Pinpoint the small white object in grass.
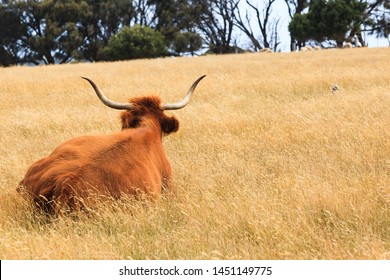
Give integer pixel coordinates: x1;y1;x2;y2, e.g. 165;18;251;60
331;84;340;94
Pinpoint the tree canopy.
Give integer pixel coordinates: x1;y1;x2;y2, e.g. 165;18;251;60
0;0;389;66
289;0;367;47
103;25;166;60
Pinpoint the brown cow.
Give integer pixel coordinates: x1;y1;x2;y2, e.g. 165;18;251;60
18;75;206;214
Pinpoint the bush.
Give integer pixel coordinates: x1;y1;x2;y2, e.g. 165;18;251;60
173;32;203;56
104;25;166;60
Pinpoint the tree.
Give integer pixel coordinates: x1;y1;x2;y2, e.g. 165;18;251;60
284;0;309;50
150;0;202;55
233;0;282;51
364;0;390;45
103;25;166;60
288;12;312;45
172;31;203;55
289;0;367;47
1;0;138;65
0;4;25;66
8;0;88;65
78;0;135;61
132;0;156;26
193;0;239;54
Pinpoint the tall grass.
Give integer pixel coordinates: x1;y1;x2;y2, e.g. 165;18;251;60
0;48;389;259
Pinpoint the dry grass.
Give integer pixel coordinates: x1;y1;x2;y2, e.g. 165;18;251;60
0;48;389;259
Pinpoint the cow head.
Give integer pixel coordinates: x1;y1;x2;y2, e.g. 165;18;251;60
82;75;206;135
119;96;179;135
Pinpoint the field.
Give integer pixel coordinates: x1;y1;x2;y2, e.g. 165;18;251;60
0;48;389;259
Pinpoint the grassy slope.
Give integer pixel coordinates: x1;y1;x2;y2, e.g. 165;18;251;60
0;48;389;259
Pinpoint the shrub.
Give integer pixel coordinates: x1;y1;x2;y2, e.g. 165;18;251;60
104;25;166;60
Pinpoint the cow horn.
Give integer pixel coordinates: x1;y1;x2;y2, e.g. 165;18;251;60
161;75;206;110
82;77;135;110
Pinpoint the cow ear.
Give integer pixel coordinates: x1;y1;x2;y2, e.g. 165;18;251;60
161;116;179;135
121;111;140;129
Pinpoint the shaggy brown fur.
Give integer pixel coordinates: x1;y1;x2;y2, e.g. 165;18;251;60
18;96;179;214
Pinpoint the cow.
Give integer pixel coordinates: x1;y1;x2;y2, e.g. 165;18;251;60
17;75;206;214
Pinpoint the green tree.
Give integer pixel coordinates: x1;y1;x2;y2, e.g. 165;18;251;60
284;0;310;51
103;25;166;60
3;0;135;64
0;4;25;66
150;0;202;54
288;12;312;44
78;0;135;61
289;0;367;47
10;0;87;65
172;31;203;55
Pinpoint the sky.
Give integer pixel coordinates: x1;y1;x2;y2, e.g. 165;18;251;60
238;0;389;52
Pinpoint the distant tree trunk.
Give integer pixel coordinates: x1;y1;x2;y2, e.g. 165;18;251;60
233;0;281;51
233;1;261;51
284;0;309;51
193;0;239;54
132;0;156;27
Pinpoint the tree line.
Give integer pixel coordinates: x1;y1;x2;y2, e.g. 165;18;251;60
0;0;389;66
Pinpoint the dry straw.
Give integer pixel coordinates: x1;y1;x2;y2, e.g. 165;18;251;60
0;48;389;259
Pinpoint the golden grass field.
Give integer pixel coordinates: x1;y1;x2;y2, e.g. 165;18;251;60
0;47;389;259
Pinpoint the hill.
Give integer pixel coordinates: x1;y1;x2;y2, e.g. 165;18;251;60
0;48;389;259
